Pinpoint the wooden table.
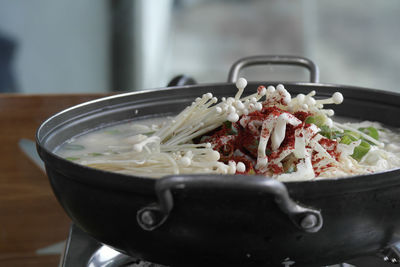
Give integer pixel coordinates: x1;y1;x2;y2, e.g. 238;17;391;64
0;94;107;267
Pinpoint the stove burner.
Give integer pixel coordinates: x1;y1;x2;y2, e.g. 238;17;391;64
88;245;167;267
60;224;400;267
88;245;141;267
60;224;167;267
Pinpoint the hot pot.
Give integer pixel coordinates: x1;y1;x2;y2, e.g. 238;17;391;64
36;56;400;266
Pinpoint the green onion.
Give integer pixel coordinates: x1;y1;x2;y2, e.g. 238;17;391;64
351;141;371;161
305;116;315;124
320;125;343;140
358;127;379;140
339;129;374;161
340;135;353;145
64;144;85;150
305;114;326;127
343;130;361;140
319;125;331;138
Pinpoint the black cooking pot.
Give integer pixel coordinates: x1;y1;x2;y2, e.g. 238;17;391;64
36;56;400;266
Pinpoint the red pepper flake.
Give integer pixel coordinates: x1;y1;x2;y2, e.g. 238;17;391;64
237;130;259;158
202;123;231;141
257;85;266;95
269;151;280;160
329;150;341;161
203;122;240;163
268;163;284;174
313;152;338;176
241;107;288;127
262;106;285;117
200;105;333;177
319;137;336;147
280;124;296;148
317;163;335;175
261;127;270;138
209;136;236;163
293;111;311;122
312;155;323;166
318;137;341;160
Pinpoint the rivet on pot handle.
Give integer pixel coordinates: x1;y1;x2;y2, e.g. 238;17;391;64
227;55;320;84
137;175;323;233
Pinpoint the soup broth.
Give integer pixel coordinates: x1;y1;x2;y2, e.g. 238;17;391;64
56;79;400;181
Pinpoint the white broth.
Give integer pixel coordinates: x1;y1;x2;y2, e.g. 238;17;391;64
56;79;400;180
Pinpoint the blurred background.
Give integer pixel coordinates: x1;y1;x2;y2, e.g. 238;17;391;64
0;0;399;94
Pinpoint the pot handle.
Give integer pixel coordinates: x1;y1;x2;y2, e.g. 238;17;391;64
137;175;323;233
167;74;197;87
227;55;320;83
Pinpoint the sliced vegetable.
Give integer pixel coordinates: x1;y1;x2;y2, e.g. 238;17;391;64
343;130;361;140
305;116;315;124
247;168;256;175
340;130;359;144
320;125;343;140
351;141;371;161
340;135;353;145
339;130;372;161
358;127;379;140
305;114;326;127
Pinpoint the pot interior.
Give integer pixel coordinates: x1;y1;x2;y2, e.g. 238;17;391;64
36;82;400;192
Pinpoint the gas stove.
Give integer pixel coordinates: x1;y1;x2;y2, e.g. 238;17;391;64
60;224;165;267
60;224;400;267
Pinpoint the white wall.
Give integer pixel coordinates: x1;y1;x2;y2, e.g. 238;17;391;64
0;0;110;93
